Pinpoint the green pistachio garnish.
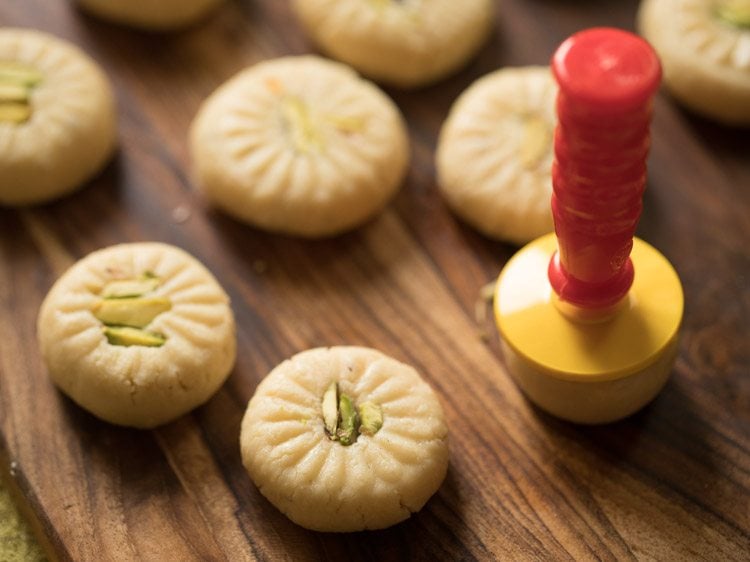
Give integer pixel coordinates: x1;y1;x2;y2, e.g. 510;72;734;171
519;114;551;170
321;383;382;445
101;275;160;299
358;402;383;436
336;393;359;446
0;83;29;103
717;0;750;27
95;272;171;347
0;62;43;87
0;61;42;124
93;297;172;329
366;0;404;10
325;114;366;135
281;96;322;152
0;103;30;124
103;326;166;347
322;381;339;437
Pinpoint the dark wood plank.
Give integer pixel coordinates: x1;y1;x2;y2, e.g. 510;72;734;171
1;0;749;560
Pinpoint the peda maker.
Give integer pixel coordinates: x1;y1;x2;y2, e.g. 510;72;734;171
494;28;684;424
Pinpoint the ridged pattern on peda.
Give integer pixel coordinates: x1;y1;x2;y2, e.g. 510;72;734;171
292;0;494;88
37;243;236;429
638;0;750;124
436;66;556;245
240;347;449;532
0;29;116;206
76;0;223;30
190;56;409;237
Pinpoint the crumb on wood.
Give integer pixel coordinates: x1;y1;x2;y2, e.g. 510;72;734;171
171;205;191;224
479;281;496;302
475;281;496;341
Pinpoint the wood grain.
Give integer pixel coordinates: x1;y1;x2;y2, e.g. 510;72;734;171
1;0;749;560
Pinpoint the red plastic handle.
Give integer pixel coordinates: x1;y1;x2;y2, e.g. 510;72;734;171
548;28;661;310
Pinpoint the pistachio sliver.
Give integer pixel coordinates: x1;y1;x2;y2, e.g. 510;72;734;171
325;114;366;134
366;0;392;10
281;95;322;152
0;83;29;103
717;0;750;27
93;297;171;328
101;277;161;299
336;394;359;446
519;114;551;169
0;103;31;124
358;402;383;436
104;326;166;347
0;62;43;87
322;381;339;437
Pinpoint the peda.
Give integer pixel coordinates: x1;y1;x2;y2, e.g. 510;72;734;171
37;243;236;429
291;0;494;88
76;0;223;31
0;28;116;206
190;56;409;237
638;0;750;125
436;66;557;245
240;346;450;532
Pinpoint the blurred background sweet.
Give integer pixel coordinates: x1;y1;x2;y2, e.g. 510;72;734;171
638;0;750;125
0;28;116;206
75;0;224;30
290;0;494;88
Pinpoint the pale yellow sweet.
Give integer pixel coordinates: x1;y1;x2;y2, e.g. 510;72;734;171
76;0;223;30
37;243;236;429
0;28;116;206
638;0;750;125
292;0;494;88
437;66;556;244
190;56;409;237
240;346;449;532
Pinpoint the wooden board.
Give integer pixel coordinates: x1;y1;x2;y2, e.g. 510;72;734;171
1;0;749;560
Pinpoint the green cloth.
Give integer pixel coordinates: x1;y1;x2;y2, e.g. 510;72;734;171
0;476;46;562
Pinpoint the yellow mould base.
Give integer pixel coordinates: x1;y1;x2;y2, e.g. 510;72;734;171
494;233;683;424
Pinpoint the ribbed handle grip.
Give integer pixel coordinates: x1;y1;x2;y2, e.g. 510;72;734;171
548;28;661;310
